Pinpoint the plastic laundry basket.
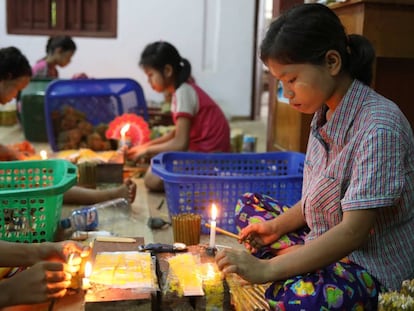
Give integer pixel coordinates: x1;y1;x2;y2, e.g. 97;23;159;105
152;151;305;233
44;78;148;151
0;159;78;242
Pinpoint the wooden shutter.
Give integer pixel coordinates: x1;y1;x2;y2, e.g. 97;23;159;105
7;0;117;38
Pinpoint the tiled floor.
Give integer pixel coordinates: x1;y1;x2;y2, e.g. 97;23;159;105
0;116;267;249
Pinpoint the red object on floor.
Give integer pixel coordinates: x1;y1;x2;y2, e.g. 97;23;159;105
105;113;150;146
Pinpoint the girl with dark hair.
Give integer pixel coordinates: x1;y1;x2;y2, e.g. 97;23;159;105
0;49;89;304
0;46;136;204
0;46;32;160
127;41;230;191
32;36;80;78
215;4;414;309
0;46;31;105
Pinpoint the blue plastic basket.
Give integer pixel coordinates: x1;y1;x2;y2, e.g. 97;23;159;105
152;151;305;234
44;78;148;151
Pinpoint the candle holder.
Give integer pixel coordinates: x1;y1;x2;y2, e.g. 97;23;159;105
206;246;217;257
118;137;132;150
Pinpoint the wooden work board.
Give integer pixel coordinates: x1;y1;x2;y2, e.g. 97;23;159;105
3;237;156;311
84;237;156;310
155;244;232;311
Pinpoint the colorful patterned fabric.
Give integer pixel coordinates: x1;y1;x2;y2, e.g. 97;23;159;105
304;79;414;290
235;192;383;310
235;192;309;258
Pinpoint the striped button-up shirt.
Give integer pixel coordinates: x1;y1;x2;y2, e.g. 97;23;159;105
302;79;414;290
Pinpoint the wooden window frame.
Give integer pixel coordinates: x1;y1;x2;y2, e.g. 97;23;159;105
6;0;117;38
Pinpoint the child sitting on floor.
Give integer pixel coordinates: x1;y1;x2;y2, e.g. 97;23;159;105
127;41;230;192
0;141;137;205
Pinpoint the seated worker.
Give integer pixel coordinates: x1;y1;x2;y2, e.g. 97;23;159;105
127;41;230;192
0;240;89;308
32;35;87;79
215;4;414;310
0;46;136;205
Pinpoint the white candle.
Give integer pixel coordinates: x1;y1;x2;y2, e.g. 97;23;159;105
82;261;92;290
119;123;131;148
40;150;48;160
209;203;218;248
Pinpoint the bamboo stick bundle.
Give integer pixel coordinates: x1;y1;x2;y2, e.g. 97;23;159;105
188;214;196;245
172;215;179;243
226;274;270;311
172;213;202;245
239;286;264;310
190;214;201;245
249;286;270;310
178;216;184;243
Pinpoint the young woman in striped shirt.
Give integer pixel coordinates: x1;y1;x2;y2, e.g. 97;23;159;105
216;4;414;310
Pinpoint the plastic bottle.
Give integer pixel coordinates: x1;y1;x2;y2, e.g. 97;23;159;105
60;198;130;231
242;135;257;153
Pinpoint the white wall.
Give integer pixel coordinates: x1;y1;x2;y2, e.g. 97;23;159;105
0;0;256;118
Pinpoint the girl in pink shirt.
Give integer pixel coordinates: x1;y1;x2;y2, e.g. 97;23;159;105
32;36;77;78
127;41;230;191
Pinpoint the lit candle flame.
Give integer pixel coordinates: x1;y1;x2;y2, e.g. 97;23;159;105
84;261;92;278
209;203;218;248
120;123;131;138
40;150;48;160
206;263;216;279
211;203;217;221
67;253;75;265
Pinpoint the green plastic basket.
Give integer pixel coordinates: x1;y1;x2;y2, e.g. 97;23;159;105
0;159;78;242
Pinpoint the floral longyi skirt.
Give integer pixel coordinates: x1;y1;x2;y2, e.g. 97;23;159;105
235;193;383;311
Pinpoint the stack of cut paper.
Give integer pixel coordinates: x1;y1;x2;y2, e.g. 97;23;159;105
90;251;155;291
168;253;204;296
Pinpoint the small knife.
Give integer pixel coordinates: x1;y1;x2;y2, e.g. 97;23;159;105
138;243;187;253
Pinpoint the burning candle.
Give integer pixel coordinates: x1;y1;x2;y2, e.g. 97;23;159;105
67;253;81;289
209;203;218;248
82;261;92;290
40;150;48;160
119;123;131;148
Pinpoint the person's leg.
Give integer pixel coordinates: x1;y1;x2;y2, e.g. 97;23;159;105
63;178;137;205
143;166;164;192
265;260;383;310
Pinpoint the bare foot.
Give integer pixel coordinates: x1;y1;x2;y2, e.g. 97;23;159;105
124;178;137;203
64;180;137;205
104;178;137;204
